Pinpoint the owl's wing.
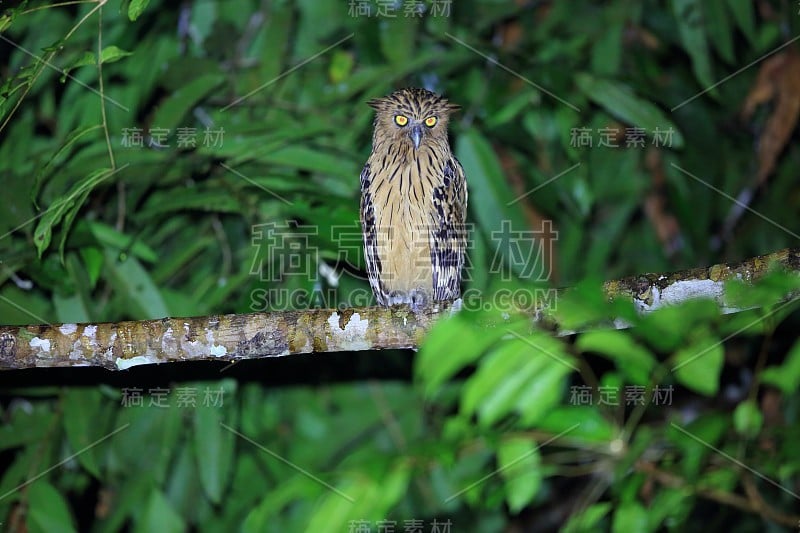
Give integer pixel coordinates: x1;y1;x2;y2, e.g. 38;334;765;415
359;163;387;305
430;157;468;301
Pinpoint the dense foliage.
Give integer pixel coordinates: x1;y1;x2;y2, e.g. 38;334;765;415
0;0;799;531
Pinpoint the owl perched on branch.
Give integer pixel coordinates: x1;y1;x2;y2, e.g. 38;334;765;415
359;88;468;310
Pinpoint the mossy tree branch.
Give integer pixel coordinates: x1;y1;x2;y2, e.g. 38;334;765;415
1;248;798;371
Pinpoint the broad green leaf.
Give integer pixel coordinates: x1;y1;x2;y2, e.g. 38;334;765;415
697;467;737;492
647;488;692;530
54;292;90;323
515;358;573;426
137;187;243;218
28;481;78;533
575;73;684;148
591;21;623;75
486;90;538;128
33;167;117;257
108;404;181;484
667;414;727;480
128;0;151;21
497;437;541;513
79;246;104;288
551;278;615;331
194;401;235;504
328;50;354;84
32;125;103;203
733;400;763;439
87;221;158;263
244;477;317;532
456;129;540;280
57;252;96;322
672;333;723;396
612;501;648;533
103;248;170;319
306;464;409;531
0;405;55;451
417;312;510;393
725;270;800;310
563;502;612;533
255;146;359;182
151;73;225;131
725;0;756;45
62;46;133;77
136;490;185;533
461;334;572;426
636;299;720;352
672;0;716;97
99;45;133;64
576;330;655;385
703;0;734;63
62;388;105;476
761;338;800;394
538;406;617;443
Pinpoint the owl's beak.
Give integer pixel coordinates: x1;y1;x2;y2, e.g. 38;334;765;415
410;124;423;150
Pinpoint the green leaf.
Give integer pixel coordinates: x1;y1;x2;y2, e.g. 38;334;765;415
306;464;409;530
33;167;117;258
103;247;170;319
32;125;103;203
667;414;727;480
87;221;158;263
672;333;724;396
591;21;623;75
576;330;655;385
563;502;612;533
703;0;734;63
733;400;763;439
672;0;716;97
0;405;55;453
636;299;720;352
761;338;800;394
79;246;104;288
725;0;756;45
328;50;354;84
254;146;359;182
417;312;510;393
62;389;105;477
575;73;684;148
194;402;235;504
61;47;133;79
612;500;649;533
461;334;572;426
28;481;78;533
456;129;542;280
538;406;617;443
515;357;573;426
497;437;541;513
137;187;243;218
54;293;90;323
136;490;185;533
151;73;225;131
647;487;692;530
128;0;151;21
100;45;134;64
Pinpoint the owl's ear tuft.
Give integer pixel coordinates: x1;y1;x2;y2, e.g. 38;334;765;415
367;97;386;110
446;102;461;112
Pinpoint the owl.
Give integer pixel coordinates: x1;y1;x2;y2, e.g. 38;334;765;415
359;87;467;310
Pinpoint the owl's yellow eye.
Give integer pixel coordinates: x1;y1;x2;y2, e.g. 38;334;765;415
394;115;408;126
424;116;437;127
